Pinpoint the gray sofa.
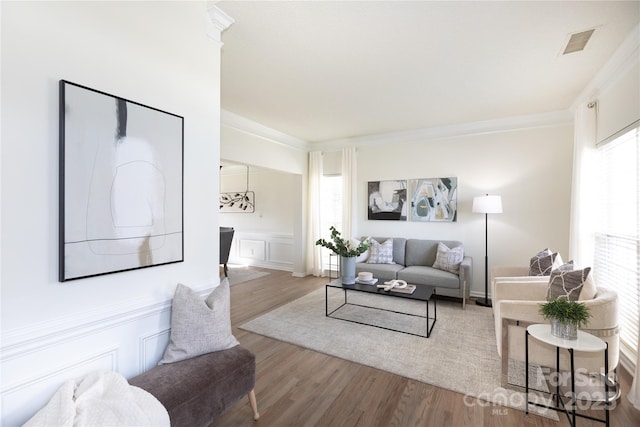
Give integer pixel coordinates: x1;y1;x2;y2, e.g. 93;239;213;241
355;237;472;308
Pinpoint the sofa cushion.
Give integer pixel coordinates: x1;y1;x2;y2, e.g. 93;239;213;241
545;267;592;301
367;238;395;264
398;266;460;289
579;273;597;301
367;237;406;265
405;239;462;267
356;262;404;281
529;249;559;276
159;279;239;365
351;237;370;263
432;242;464;274
405;239;437;266
557;260;575;271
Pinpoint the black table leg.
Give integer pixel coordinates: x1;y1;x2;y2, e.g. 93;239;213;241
526;330;529;414
570;348;576;426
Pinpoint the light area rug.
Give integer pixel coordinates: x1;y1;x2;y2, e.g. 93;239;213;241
240;287;557;418
226;267;271;286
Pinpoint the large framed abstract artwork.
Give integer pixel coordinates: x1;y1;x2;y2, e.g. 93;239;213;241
409;177;457;222
367;180;407;221
59;80;184;281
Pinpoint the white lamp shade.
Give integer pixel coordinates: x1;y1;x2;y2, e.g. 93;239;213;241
472;195;503;214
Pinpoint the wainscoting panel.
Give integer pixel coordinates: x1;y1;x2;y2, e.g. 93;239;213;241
0;292;189;427
238;238;266;261
1;347;118;427
267;239;293;266
230;232;293;271
139;329;171;372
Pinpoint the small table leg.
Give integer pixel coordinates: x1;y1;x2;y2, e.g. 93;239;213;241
425;295;429;338
570;348;576;426
604;344;610;427
325;285;328;317
556;346;561;408
525;329;529;414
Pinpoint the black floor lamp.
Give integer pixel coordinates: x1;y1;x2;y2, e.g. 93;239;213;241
472;194;503;307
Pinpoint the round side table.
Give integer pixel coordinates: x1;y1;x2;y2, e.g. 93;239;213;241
525;324;610;426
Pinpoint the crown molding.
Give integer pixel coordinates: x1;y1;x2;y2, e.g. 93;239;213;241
206;5;235;46
572;23;640;109
221;109;311;151
313;110;573;151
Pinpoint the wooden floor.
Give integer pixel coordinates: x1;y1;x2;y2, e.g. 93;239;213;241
212;268;640;427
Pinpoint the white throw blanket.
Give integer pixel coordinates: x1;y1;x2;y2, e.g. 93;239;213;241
23;371;170;427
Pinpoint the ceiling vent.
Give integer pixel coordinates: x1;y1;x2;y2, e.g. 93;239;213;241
562;29;595;55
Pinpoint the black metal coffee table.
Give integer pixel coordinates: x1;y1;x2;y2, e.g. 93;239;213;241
325;279;436;338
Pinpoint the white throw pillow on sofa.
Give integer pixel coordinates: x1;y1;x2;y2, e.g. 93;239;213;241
351;237;371;263
432;242;464;274
545;267;592;301
579;273;597;300
529;248;562;276
366;239;395;264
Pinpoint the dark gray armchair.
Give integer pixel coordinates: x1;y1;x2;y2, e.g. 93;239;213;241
220;227;235;277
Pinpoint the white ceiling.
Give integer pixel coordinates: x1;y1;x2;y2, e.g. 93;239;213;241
218;1;639;143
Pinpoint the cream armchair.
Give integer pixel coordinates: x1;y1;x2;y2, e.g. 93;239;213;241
490;265;547;315
492;270;619;388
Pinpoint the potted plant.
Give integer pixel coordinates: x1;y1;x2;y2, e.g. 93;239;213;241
539;297;591;340
315;226;370;284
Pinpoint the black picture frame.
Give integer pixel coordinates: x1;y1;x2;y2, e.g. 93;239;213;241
59;80;184;281
409;177;458;222
367;180;407;221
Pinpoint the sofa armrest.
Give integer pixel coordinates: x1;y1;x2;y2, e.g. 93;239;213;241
494;299;547;357
459;256;472;284
491;265;530;282
458;256;472;309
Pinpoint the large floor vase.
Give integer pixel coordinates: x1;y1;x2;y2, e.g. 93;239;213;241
341;256;356;285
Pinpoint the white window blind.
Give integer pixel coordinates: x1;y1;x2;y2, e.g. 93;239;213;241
594;126;639;362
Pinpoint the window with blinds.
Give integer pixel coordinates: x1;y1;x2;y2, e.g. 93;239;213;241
594;125;639;362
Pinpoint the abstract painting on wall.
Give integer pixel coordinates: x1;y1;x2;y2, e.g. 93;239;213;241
409;177;458;222
220;191;255;212
367;180;407;221
59;80;184;281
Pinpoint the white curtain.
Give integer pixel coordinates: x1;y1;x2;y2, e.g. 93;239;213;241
306;151;323;277
568;101;597;268
341;147;357;239
571;102;640;409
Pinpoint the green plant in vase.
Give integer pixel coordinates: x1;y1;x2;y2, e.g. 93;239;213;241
315;226;369;284
539;297;591;340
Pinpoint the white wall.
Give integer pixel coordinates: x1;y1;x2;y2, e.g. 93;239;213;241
597;61;639;142
1;2;222;425
220;167;297;271
221;125;307;175
356;124;575;297
221;124;307;275
220;167;296;233
594;23;640;143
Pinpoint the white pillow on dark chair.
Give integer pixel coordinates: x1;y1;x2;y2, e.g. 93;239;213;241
159;279;239;365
